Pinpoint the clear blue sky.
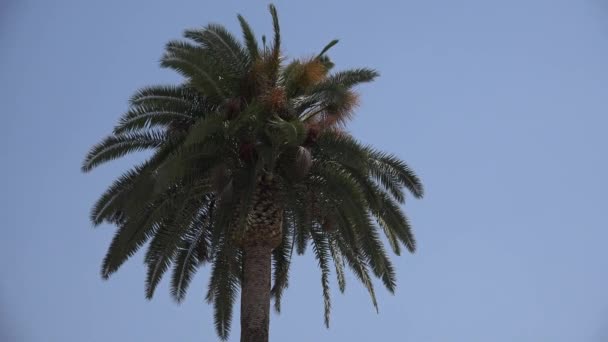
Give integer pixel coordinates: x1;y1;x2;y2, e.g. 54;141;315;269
2;0;608;341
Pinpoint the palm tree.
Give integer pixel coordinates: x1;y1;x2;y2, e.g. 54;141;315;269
82;4;423;342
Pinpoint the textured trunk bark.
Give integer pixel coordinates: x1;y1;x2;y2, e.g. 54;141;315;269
240;245;272;342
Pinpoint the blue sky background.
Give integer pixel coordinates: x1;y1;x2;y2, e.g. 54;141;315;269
2;0;608;341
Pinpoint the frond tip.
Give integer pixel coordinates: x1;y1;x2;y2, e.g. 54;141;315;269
269;4;281;55
317;39;339;58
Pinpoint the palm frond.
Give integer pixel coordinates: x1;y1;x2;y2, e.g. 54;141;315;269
268;4;281;59
288;191;312;255
89;163;147;225
206;238;240;340
115;85;210;134
333;231;379;312
310;227;332;327
328;236;346;292
160;41;227;101
270;213;293;313
170;197;214;302
368;149;424;198
144;194;204;299
323;68;379;89
315;130;368;171
237;14;259;61
373;191;417;253
184;24;248;70
368;161;405;203
115;106;192;134
100;186;184;278
82;131;166;172
355;215;397;293
182;114;225;146
312;162;369;225
129;85;190;106
317;39;339;58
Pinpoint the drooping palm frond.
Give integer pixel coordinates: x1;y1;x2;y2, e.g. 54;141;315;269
100;186;182;279
310;225;332;327
332;228;379;312
270;212;294;313
82;130;167;172
170;200;214;302
89;163;148;226
114;85;208;134
205;236;241;341
328;236;346;292
144;191;206;299
367;148;424;198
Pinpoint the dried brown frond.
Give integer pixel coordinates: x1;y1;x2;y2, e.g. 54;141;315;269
321;90;360;127
262;86;287;113
250;58;271;94
299;58;327;88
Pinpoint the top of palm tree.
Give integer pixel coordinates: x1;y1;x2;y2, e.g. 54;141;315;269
82;4;423;340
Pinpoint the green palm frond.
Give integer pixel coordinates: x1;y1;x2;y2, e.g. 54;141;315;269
368;148;424;198
129;85;190;106
82;131;166;172
144;193;203;299
322;68;379;89
237;14;259;61
90;145;176;225
310;226;332;327
368;161;405;203
270;213;293;313
89;163;147;226
315;131;368;171
170;202;213;302
182;114;226;146
287;192;311;255
268;4;280;57
100;187;181;278
317;39;339;58
373;191;417;252
333;231;379;312
328;236;346;292
160;41;227;101
355;215;397;293
114;85;206;134
184;24;248;71
115;106;192;134
229;167;260;242
102;175;189;269
206;238;240;340
312;162;369;224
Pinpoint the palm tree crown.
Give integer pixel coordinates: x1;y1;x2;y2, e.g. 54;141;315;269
83;4;423;340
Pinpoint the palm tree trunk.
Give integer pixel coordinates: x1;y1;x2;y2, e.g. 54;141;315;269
240;245;272;342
